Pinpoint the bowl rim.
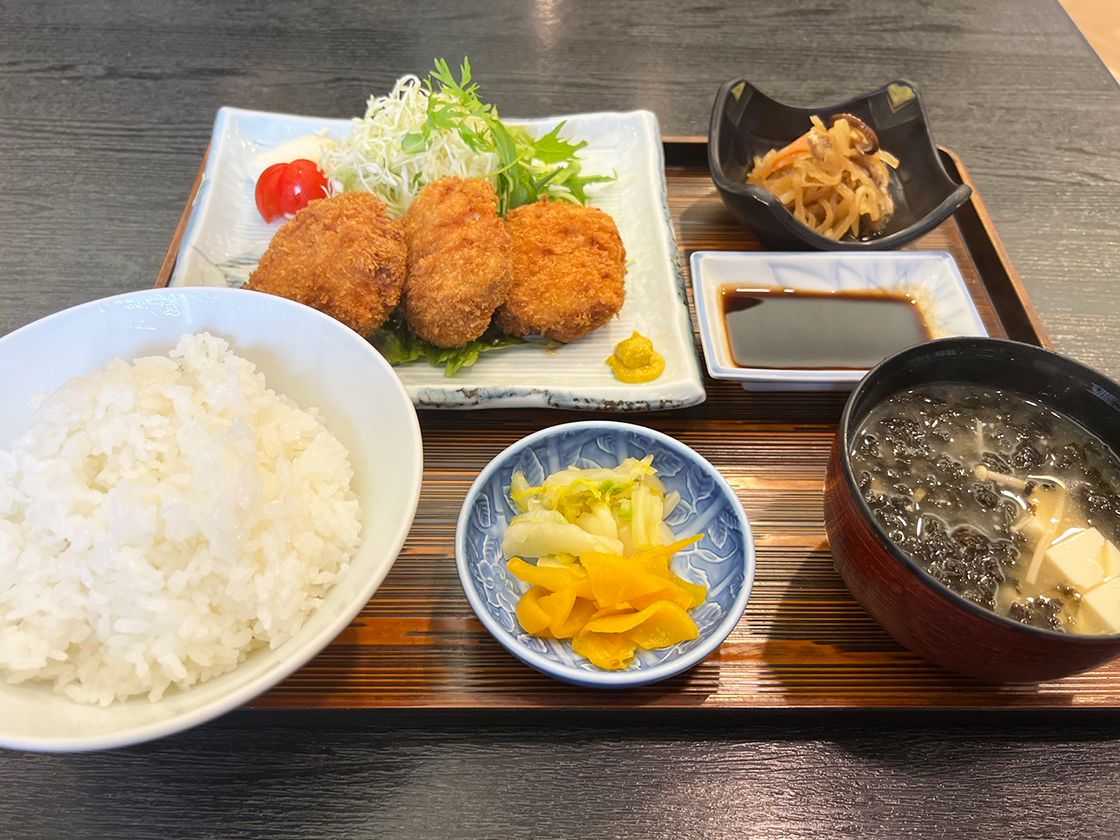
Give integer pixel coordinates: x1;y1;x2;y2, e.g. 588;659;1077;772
0;286;425;752
838;334;1120;644
688;249;987;385
454;420;756;688
707;77;973;250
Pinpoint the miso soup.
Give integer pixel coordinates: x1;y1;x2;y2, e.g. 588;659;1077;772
850;383;1120;635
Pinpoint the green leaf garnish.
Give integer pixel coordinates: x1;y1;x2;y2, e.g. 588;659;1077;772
527;123;588;164
413;56;612;213
369;313;531;377
338;58;614;376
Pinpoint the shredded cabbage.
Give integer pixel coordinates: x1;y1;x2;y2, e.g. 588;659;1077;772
323;58;612;219
323;74;497;218
321;58;614;377
507;456;677;556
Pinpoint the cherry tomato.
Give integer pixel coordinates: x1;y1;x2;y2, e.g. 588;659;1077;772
254;159;330;222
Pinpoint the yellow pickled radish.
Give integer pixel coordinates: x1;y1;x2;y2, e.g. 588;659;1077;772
589;604;635;621
626;580;695;611
670;578;708;610
632;534;704;576
509;556;595;600
583;604;662;635
551;597;599;639
580;551;669;608
572;630;638;670
508;557;575;590
582;599;698;643
510;531;708;670
624;601;700;649
538;586;576;630
516;586;554;636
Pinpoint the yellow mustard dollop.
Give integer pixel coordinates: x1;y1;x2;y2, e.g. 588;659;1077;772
605;332;665;383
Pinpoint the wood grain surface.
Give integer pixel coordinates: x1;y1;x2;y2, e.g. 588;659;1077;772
3;0;1120;836
7;715;1120;840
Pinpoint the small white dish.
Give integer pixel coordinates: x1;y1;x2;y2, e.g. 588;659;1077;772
170;106;705;411
0;287;423;752
689;251;988;390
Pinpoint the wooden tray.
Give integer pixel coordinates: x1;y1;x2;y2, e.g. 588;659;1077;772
159;141;1120;710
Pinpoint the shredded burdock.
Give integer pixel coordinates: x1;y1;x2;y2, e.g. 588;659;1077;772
747;114;899;240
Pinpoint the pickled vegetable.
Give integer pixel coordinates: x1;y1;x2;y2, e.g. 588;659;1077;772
516;586;554;636
507;535;706;670
504;455;681;556
504;456;706;670
572;630;638;670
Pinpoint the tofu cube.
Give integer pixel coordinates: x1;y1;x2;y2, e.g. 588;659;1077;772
1079;578;1120;635
1100;539;1120;579
1030;527;1106;589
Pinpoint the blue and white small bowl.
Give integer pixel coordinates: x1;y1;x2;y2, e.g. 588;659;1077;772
455;421;755;688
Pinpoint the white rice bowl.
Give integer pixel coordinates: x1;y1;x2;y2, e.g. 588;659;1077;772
0;288;422;751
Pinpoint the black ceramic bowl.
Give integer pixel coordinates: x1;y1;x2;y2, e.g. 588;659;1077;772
709;79;973;251
824;337;1120;683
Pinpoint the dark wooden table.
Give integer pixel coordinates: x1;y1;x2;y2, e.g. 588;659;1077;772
4;0;1120;837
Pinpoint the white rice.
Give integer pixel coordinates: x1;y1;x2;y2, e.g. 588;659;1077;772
0;333;361;706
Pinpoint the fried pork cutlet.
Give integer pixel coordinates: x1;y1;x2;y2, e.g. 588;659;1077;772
402;178;512;348
496;198;627;343
246;191;406;337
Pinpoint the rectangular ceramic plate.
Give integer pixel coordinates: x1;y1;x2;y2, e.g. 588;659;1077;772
690;250;988;390
170;107;705;411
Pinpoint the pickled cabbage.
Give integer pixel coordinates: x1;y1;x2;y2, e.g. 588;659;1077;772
507;456;680;556
502;454;705;670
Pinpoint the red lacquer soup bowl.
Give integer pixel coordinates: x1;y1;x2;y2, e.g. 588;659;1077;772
824;337;1120;683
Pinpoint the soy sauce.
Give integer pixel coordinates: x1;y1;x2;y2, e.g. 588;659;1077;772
720;286;932;370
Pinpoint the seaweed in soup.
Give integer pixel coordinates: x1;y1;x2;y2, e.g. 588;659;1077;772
851;383;1120;634
1007;595;1065;632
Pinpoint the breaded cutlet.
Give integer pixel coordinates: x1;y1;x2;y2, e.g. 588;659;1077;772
496;198;626;343
246;191;407;337
402;178;512;348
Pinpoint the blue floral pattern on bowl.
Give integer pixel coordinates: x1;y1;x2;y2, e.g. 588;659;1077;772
455;421;755;688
